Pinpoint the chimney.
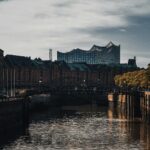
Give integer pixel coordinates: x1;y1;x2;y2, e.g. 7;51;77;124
49;49;52;61
134;56;136;61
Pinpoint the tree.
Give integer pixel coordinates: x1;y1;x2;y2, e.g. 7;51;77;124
114;64;150;89
145;64;150;88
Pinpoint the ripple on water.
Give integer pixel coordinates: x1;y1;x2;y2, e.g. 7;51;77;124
2;110;150;150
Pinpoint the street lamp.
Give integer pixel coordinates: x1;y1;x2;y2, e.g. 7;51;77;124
81;79;86;88
39;80;42;84
38;79;42;93
93;87;97;92
74;86;78;91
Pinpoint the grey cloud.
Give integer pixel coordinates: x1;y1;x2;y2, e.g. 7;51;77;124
0;0;150;67
127;15;150;26
73;26;123;35
34;13;50;19
0;0;8;2
53;0;77;8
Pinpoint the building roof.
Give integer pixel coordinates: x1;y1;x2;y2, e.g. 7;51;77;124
0;58;7;68
0;49;4;53
53;61;91;72
53;60;137;72
67;63;91;72
90;45;105;51
5;55;35;68
106;41;117;48
32;59;52;69
57;42;120;54
52;61;70;71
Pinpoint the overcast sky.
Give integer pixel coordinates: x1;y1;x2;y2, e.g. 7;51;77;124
0;0;149;67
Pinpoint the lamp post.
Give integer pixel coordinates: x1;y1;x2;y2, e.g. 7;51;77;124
83;79;86;86
74;86;78;96
93;87;97;93
39;79;42;93
81;79;86;89
74;86;78;91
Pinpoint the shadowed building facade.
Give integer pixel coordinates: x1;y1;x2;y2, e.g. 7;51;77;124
0;48;138;97
57;42;120;64
0;49;7;91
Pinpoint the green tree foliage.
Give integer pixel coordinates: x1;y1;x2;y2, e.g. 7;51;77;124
115;65;150;89
146;64;150;81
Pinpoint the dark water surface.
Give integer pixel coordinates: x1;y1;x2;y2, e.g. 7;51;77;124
1;105;150;150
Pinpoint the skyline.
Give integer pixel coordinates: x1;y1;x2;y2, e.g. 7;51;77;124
0;0;150;68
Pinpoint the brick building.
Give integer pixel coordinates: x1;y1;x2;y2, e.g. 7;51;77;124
0;49;138;96
51;60;138;89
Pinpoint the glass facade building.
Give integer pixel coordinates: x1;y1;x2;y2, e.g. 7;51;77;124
57;42;120;64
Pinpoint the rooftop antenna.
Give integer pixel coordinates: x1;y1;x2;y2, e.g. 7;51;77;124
49;49;52;61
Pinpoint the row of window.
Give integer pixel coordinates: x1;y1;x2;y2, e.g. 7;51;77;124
58;52;120;64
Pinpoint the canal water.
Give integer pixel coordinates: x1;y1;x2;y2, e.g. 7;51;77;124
1;105;150;150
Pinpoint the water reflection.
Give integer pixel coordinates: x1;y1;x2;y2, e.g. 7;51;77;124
108;103;150;150
1;105;150;150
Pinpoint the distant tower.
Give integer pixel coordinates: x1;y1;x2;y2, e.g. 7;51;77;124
49;49;52;61
134;56;136;61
